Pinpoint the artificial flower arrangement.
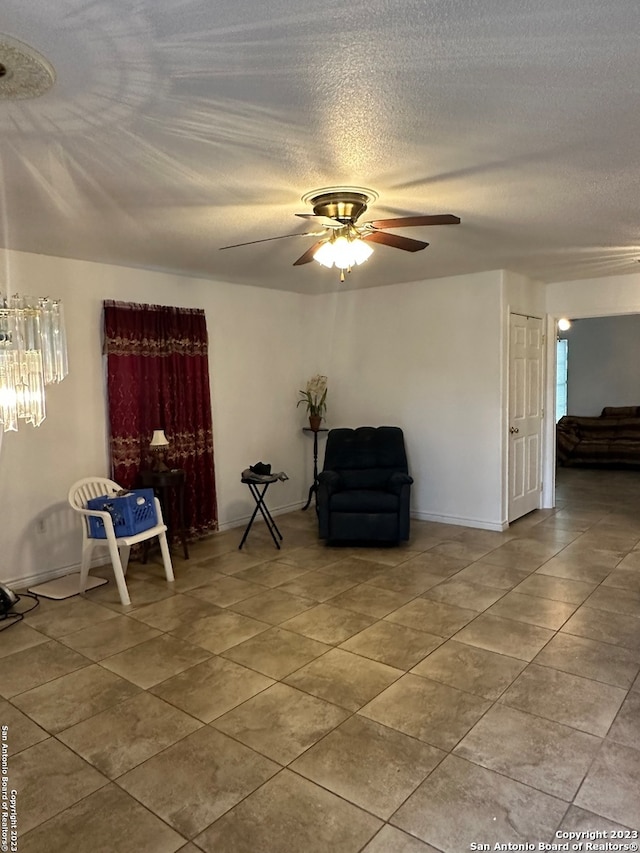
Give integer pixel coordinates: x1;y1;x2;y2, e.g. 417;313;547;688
297;374;328;420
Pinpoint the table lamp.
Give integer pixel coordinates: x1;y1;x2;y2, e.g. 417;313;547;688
149;429;170;472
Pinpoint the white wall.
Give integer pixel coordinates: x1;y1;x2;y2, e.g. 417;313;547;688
0;249;320;587
316;270;506;529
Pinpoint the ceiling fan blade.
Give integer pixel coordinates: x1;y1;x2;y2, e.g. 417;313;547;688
295;213;343;228
367;214;461;229
362;231;429;252
293;241;325;266
219;231;321;250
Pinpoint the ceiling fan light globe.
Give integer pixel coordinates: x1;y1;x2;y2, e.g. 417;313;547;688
350;239;373;265
313;241;336;268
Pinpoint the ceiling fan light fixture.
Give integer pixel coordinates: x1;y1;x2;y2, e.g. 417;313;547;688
313;235;373;271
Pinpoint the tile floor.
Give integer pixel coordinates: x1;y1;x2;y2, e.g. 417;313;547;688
2;467;640;852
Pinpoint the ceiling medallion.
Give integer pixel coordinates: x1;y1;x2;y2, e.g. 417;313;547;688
301;186;379;223
0;35;55;100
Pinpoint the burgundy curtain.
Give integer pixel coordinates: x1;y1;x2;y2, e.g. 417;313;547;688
103;300;217;537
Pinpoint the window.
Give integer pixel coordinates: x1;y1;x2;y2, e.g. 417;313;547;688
556;338;568;421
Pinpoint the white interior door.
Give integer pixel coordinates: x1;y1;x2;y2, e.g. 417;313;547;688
508;313;544;522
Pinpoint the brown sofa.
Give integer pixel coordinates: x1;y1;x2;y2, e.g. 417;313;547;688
556;406;640;468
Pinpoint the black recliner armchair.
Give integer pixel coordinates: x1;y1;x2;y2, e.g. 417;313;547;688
317;426;413;544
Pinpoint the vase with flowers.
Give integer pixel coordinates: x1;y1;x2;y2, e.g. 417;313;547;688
297;374;327;431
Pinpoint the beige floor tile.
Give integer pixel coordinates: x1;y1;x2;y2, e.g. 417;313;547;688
360;673;491;750
361;826;441;853
150;564;226;593
535;557;612;584
561;605;640;651
453;613;554;660
10;738;107;834
185;574;266;606
58;614;161;660
424;539;496;563
0;641;89;699
19;783;185;853
228;587;316;623
606;691;640;750
220;626;330;679
233;559;312;587
411;640;526;700
128;594;222;631
365;561;449;594
151;655;273;722
194;770;382;853
533;632;640;689
24;596;119;638
277;569;360;601
319;556;390;582
340;621;443;670
58;692;202;778
479;537;564;571
211;682;349;764
422;577;505;611
557;805;637;837
99;633;211;688
276;546;343;570
284;648;403;711
118;726;279;837
384;598;476;637
11;663;140;733
453;561;531;590
83;576;176;612
395;551;472;579
486;591;577;630
0;700;48;755
327;583;415;618
391;754;567;852
575;741;640;828
511;573;597;604
170;609;269;654
583;585;640;617
601;567;640;593
291;715;443;819
197;550;272;575
499;663;626;736
0;622;48;659
454;704;602;800
280;603;374;644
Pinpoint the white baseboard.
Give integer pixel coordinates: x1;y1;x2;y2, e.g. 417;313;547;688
6;555;109;592
411;509;509;533
217;499;306;533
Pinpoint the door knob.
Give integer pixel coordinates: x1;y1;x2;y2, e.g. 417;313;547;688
510;426;519;434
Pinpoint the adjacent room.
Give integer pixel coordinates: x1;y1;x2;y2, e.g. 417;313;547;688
1;2;639;851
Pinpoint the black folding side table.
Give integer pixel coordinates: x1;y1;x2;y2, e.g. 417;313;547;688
239;472;284;550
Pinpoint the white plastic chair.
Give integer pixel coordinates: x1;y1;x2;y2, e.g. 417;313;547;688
68;477;175;606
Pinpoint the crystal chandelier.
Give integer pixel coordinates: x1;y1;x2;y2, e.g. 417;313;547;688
0;294;68;432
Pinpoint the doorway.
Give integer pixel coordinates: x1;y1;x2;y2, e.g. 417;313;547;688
508;313;543;522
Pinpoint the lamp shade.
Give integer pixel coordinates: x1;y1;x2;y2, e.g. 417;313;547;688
150;429;169;448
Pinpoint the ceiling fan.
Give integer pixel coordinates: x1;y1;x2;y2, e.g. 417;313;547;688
220;186;460;280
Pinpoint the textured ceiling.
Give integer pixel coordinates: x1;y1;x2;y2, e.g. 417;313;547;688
1;0;640;293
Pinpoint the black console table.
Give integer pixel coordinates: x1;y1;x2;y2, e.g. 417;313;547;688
302;427;328;511
140;468;189;560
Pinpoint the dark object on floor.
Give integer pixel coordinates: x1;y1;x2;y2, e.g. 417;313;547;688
557;406;640;468
317;426;413;544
